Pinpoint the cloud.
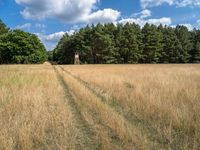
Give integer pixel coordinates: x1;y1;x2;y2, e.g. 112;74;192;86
140;0;200;8
132;9;151;19
42;31;66;43
86;9;121;23
119;17;172;27
148;18;172;25
140;0;173;9
171;23;194;30
36;30;75;50
16;23;32;30
197;19;200;25
16;23;47;32
119;10;171;27
15;0;120;24
179;24;193;31
175;0;200;7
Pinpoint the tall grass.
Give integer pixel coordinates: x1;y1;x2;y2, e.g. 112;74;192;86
1;64;199;149
57;66;153;149
62;64;200;149
0;64;84;150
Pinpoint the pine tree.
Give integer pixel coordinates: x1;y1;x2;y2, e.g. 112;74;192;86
190;29;200;63
142;23;162;63
102;23;119;63
192;42;200;63
175;25;192;63
161;26;181;63
53;23;198;64
54;34;75;64
125;23;142;63
117;23;138;63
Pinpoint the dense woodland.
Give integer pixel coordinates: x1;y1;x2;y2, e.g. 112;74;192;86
0;19;200;64
0;20;47;64
53;23;200;64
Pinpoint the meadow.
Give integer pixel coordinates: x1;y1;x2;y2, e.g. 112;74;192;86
0;63;199;150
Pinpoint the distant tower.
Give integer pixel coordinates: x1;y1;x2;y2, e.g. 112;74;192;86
74;52;80;65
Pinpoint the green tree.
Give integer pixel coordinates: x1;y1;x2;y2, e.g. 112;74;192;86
0;29;47;64
115;23;142;63
192;42;200;63
175;25;192;63
53;23;198;64
190;29;200;63
47;51;53;61
101;23;119;63
142;23;162;63
53;34;75;64
161;26;181;63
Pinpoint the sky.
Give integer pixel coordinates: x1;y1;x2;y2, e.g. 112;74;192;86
1;0;200;50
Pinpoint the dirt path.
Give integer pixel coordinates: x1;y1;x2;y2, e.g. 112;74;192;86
53;66;100;150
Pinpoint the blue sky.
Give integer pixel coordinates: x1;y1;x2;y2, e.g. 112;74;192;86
1;0;200;50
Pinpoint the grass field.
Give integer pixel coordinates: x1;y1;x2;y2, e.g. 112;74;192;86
0;63;200;150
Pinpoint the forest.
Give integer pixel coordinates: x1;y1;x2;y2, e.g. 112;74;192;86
53;23;200;64
0;20;47;64
1;19;200;64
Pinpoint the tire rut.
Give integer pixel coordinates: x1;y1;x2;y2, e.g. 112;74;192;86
57;66;139;149
59;66;169;149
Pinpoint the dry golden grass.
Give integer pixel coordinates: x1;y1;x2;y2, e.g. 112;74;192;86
56;66;153;149
0;64;84;150
1;64;200;150
61;64;200;150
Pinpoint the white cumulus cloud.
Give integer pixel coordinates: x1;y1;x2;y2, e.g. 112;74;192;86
36;30;75;50
140;0;173;9
175;0;200;7
119;17;172;27
15;0;120;24
86;9;121;23
140;0;200;8
132;9;152;19
119;10;171;27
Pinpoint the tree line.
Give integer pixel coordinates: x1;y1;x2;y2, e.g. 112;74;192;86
53;23;200;64
0;20;47;64
1;19;200;64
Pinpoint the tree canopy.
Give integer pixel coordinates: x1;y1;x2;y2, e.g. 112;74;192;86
0;20;9;35
0;20;47;64
53;23;200;64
